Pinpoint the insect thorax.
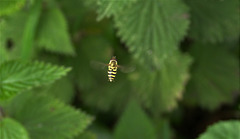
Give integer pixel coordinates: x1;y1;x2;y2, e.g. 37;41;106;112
109;60;117;68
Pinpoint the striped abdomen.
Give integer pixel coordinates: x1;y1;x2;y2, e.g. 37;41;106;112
108;60;118;82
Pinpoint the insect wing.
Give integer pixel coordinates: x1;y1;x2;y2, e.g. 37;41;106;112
118;65;135;73
90;60;109;70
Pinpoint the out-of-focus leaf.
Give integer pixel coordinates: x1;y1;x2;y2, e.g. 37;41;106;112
114;100;157;139
35;7;75;55
0;21;8;64
0;11;28;59
96;0;136;20
5;92;93;139
0;117;29;139
0;0;26;16
89;124;112;139
185;0;239;42
20;0;42;60
36;76;75;104
0;46;8;65
131;51;192;113
0;60;71;100
58;0;89;33
82;78;132;113
198;120;240;139
114;0;189;68
154;119;173;139
75;131;97;139
184;43;240;110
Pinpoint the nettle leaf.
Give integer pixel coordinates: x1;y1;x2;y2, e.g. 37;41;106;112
131;51;192;113
36;7;75;55
97;0;136;20
184;43;240;110
5;92;93;139
0;60;71;100
0;0;26;16
185;0;239;42
0;117;29;139
198;120;240;139
114;100;157;139
114;0;189;68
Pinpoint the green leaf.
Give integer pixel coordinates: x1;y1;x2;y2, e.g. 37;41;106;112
131;51;192;113
5;92;93;139
184;43;240;110
74;131;97;139
0;117;29;139
20;0;42;60
114;100;157;139
0;0;26;16
198;120;240;139
35;76;75;104
36;6;75;55
0;24;8;64
114;0;189;68
0;11;28;59
0;60;71;100
89;124;112;139
82;79;132;113
153;119;173;139
97;0;136;20
185;0;239;42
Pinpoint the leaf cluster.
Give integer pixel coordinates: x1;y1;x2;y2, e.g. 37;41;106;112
0;0;239;138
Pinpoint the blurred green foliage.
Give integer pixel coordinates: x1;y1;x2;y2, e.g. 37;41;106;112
198;120;240;139
0;0;239;139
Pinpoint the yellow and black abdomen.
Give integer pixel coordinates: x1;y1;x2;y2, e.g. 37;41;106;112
108;66;117;82
108;59;118;82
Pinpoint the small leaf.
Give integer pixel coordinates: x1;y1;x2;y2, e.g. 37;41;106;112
114;100;157;139
114;0;189;68
184;43;239;110
0;117;29;139
0;60;71;100
185;0;239;42
5;92;93;139
198;120;240;139
36;6;75;55
0;0;26;16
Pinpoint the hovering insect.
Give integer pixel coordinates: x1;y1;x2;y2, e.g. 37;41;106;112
91;56;135;82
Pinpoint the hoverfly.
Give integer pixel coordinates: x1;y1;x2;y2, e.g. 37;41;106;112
107;56;118;82
91;56;134;82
